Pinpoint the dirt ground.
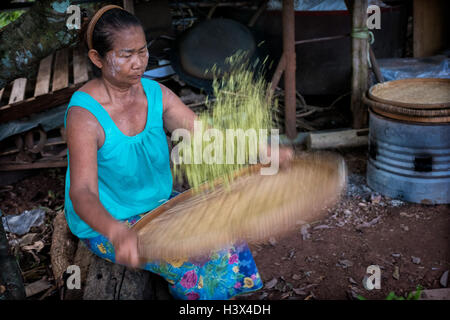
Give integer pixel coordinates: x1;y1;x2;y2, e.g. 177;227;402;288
0;146;449;300
244;147;450;300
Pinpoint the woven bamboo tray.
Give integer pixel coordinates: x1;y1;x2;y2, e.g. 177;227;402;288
368;78;450;110
132;153;347;261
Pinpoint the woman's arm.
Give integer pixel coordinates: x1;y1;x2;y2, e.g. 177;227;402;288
66;107;140;267
160;83;197;133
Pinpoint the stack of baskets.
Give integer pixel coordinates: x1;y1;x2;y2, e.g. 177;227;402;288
363;78;450;204
363;78;450;123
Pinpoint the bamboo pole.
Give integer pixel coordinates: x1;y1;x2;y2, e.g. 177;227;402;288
282;0;297;139
346;0;369;129
344;0;383;85
295;34;349;45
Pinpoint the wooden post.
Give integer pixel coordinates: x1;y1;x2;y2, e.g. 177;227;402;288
348;0;369;129
345;0;383;84
123;0;135;14
413;0;448;58
282;0;297;139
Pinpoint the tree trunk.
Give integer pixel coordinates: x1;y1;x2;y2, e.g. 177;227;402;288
83;255;172;300
0;0;81;89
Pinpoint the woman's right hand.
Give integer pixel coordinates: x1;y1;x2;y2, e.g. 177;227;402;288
108;223;141;268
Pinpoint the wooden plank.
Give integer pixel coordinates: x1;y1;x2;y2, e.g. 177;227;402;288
52;48;69;92
413;0;448;58
0;85;79;124
0;160;68;171
34;54;53;97
73;47;89;85
8;78;27;105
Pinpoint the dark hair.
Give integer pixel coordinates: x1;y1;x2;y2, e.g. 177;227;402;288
87;8;143;77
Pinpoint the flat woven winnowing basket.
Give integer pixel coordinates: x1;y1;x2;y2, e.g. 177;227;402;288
133;152;347;261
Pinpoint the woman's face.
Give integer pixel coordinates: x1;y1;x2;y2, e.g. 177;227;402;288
101;25;149;85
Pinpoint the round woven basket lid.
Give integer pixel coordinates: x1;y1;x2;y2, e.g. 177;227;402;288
368;78;450;109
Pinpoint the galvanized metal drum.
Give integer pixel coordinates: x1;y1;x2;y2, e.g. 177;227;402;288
367;111;450;204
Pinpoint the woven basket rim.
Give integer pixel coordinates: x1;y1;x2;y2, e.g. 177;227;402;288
368;78;450;109
363;94;450;117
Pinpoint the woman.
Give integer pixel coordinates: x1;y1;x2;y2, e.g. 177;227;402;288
65;5;292;300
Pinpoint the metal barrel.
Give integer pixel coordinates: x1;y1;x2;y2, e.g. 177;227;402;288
367;111;450;204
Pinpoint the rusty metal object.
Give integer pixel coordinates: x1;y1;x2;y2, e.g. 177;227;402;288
0;128;67;171
24;129;47;154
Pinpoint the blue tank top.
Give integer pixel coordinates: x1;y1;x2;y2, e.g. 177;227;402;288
64;78;173;239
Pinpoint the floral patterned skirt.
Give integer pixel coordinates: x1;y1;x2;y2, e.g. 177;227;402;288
80;191;263;300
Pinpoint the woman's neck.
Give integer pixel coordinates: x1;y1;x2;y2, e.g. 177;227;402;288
100;76;137;105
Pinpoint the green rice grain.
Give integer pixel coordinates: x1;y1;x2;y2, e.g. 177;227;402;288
173;53;277;192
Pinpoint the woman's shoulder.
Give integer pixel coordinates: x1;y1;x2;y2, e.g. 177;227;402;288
66;79;104;127
75;78;102;98
141;77;162;92
69;79;107;111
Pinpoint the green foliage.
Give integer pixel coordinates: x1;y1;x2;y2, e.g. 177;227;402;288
385;285;423;300
357;285;424;301
0;10;25;29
